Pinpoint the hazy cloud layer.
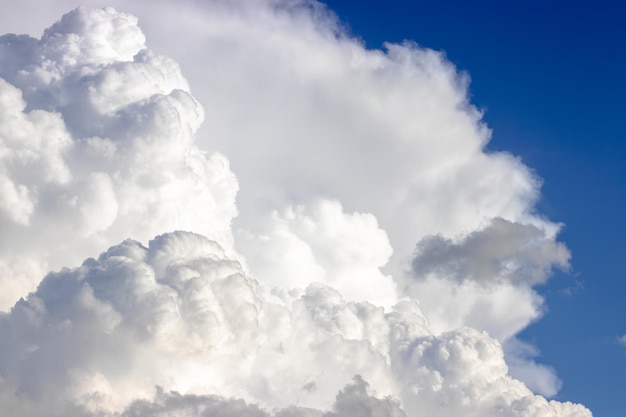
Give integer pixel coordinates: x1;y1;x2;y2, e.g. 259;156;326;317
0;2;591;416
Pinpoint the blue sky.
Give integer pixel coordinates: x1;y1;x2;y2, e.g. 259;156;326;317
324;0;625;415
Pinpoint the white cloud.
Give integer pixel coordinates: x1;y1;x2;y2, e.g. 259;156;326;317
0;2;591;416
236;199;397;307
0;6;238;309
95;1;569;358
0;231;591;417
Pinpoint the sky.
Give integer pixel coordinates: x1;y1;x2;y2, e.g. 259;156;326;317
322;1;626;415
0;1;623;416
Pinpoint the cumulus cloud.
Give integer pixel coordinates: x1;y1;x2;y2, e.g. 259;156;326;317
236;199;397;307
0;2;591;417
156;0;561;274
403;219;570;394
0;231;591;417
121;377;405;417
0;6;238;309
102;1;571;368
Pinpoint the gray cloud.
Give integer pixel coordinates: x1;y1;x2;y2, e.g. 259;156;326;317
404;217;570;394
121;376;406;417
411;217;570;286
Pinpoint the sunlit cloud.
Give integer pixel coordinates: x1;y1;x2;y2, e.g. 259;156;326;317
0;3;591;416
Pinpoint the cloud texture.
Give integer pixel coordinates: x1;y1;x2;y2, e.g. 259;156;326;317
0;2;591;417
0;231;589;417
0;6;238;309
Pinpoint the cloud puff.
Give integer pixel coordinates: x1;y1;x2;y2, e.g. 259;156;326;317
121;377;405;417
236;199;397;307
401;218;569;395
411;218;570;286
0;231;591;417
402;217;570;343
0;6;238;310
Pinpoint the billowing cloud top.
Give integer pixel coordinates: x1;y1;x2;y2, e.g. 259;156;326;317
0;231;589;416
0;7;238;310
0;3;591;417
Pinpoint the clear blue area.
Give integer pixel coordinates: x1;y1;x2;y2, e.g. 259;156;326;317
324;1;626;416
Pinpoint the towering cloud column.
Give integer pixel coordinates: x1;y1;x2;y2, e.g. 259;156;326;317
0;4;590;417
0;7;238;310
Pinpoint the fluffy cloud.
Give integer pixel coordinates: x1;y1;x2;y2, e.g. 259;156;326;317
236;199;397;307
156;0;560;273
121;377;406;417
402;218;569;394
0;231;590;417
0;6;238;310
108;0;570;359
0;2;591;416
